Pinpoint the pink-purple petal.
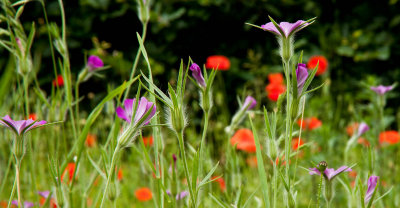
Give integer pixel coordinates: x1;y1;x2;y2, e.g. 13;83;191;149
357;122;369;137
370;85;394;95
308;168;321;175
365;175;379;204
296;63;309;95
261;22;281;36
116;107;129;122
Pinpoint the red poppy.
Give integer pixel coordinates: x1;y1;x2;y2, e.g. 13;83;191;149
297;117;322;130
61;163;76;184
28;113;37;120
379;131;400;145
273;155;289;166
348;170;357;178
205;55;230;70
268;73;284;84
357;137;370;147
307;55;328;76
0;201;7;208
117;168;123;181
40;197;57;208
52;75;64;87
265;73;286;102
135;187;153;202
211;176;226;192
143;136;153;147
246;156;258;168
85;133;97;147
265;83;286;101
292;137;304;150
346;122;359;137
230;128;256;153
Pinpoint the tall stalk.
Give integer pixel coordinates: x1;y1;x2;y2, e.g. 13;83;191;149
177;131;196;207
99;144;120;208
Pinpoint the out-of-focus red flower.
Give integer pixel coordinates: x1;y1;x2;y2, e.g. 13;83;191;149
85;133;97;147
346;122;359;136
357;137;370;147
379;131;400;145
265;83;286;102
292;137;305;150
135;187;153;202
211;176;226;192
297;117;322;130
273;155;289;166
205;55;230;70
61;163;76;184
268;73;284;84
349;171;357;179
0;201;8;208
52;75;64;87
117;168;123;181
230;128;256;153
307;55;328;76
39;196;57;208
143;136;153;147
28;113;37;120
246;156;258;168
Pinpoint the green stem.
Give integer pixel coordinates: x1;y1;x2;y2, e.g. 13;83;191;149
7;173;17;208
123;23;148;101
99;145;120;208
15;159;22;208
23;75;29;117
177;131;196;207
317;174;323;208
198;110;209;171
75;82;80;134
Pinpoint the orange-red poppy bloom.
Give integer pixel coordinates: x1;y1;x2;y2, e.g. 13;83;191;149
379;131;400;145
211;176;226;192
52;75;64;87
292;137;305;150
143;136;154;147
230;128;256;153
28;113;37;120
297;117;322;130
85;133;97;147
346;122;359;136
357;137;370;147
117;168;123;181
268;73;284;84
61;163;76;184
307;55;328;76
135;187;153;202
205;55;230;70
0;201;7;208
265;83;286;102
246;156;258;168
348;170;357;179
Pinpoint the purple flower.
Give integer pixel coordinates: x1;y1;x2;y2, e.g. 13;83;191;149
242;96;257;111
0;115;46;136
261;20;309;38
190;63;206;88
38;190;50;199
87;55;104;72
166;190;189;201
116;97;156;125
296;63;309;95
357;122;369;137
370;85;394;95
12;201;34;208
309;166;352;181
365;175;379;204
176;191;189;200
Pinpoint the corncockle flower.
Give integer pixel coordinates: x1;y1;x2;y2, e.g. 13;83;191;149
357;122;369;137
166;190;189;200
242;96;257;111
226;96;257;134
261;20;310;38
38;191;50;199
12;201;34;208
87;55;104;72
190;63;206;88
296;63;309;95
370;85;394;95
365;175;379;204
0;115;46;136
309;165;352;181
116;97;156;126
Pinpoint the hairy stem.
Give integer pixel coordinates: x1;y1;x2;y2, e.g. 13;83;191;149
99;145;120;208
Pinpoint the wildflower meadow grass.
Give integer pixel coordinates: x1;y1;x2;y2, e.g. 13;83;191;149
0;0;399;208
